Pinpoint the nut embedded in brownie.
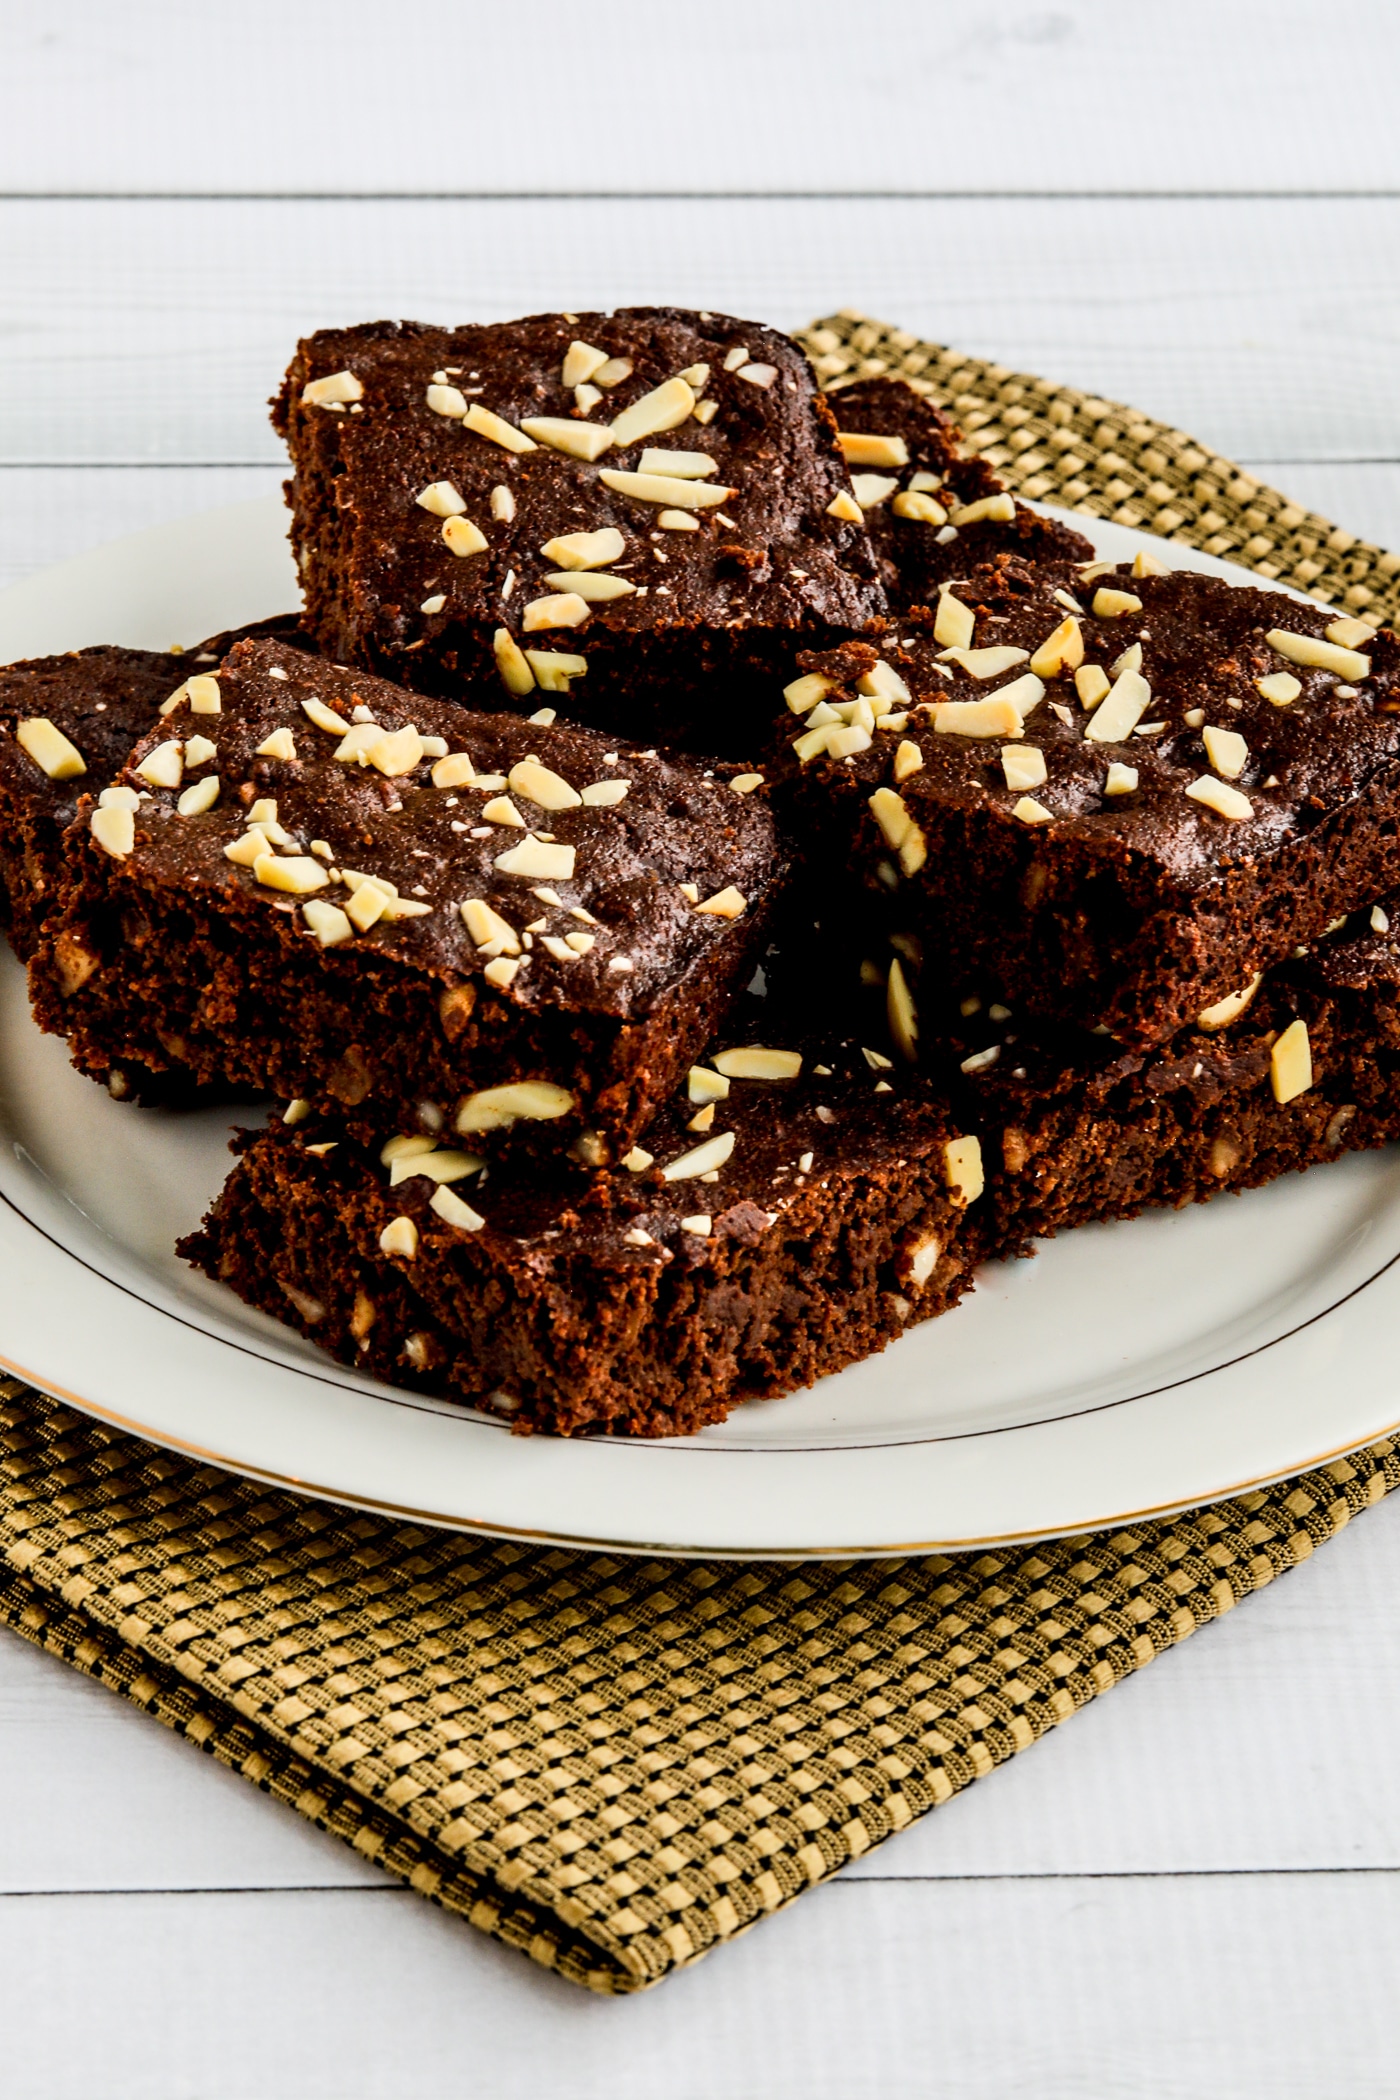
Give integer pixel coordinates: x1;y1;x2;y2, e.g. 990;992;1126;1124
273;307;887;755
178;1003;990;1437
824;376;1093;611
767;551;1400;1044
29;636;786;1159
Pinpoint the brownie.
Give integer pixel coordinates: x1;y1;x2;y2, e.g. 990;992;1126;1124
0;616;309;965
179;1002;989;1438
769;552;1400;1044
825;377;1092;611
273;307;887;755
29;636;785;1159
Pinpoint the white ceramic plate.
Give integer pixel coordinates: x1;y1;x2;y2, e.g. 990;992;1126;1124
1;496;1396;1558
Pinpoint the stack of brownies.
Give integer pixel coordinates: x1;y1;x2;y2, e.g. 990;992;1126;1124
6;304;1400;1436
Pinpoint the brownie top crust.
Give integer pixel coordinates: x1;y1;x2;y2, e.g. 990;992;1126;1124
824;377;1093;607
109;636;782;1024
273;307;885;686
776;555;1400;885
0;643;193;839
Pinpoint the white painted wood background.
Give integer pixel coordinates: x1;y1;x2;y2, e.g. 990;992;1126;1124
4;3;1400;2091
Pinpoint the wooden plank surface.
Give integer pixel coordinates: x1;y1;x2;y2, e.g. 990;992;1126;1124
3;0;1398;196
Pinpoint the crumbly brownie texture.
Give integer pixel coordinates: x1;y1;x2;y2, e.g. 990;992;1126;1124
769;553;1400;1044
179;1010;987;1437
29;638;783;1157
0;616;309;965
273;307;886;754
825;378;1092;611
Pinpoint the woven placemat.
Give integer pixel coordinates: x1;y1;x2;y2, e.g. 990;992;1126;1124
4;313;1399;1994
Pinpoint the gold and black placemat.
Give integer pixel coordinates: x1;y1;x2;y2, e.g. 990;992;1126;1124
3;313;1398;1994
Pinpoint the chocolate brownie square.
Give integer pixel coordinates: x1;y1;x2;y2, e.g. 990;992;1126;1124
273;307;886;754
179;1001;990;1437
826;377;1092;611
0;617;305;963
771;552;1400;1044
29;637;784;1160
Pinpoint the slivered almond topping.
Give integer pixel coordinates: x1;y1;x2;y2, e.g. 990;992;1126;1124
609;376;696;449
1110;642;1142;678
490;484;516;523
17;718;85;781
520;416;614;461
688;1105;715;1132
712;1047;802;1080
1075;664;1111;709
1186;775;1253;821
1203;724;1248;779
523;593;591;631
1104;762;1139;796
933;590;976;650
580;779;629;806
302;370;364;406
1197;974;1262;1031
443;515;488;556
379;1216;419;1260
1083;667;1150;743
949;493;1016;526
1267;628;1370;680
599;469;734;511
730;772;764;794
426;383;467;418
246;797;279;827
540;935;576;963
562;341;609;389
945;1135;984;1206
135;739;183;789
932;697;1024;740
887;960;918;1063
837;432;910;468
183;735;217;766
541;527;625;571
523;650;587;691
432;752;475;788
826;490;863;523
891;490;947;525
658;508;700;530
736;363;777;388
1029;616;1084;679
346;882;389;933
302;697;347;735
1326;616;1378;648
694;886;746;919
256;727;297;762
1257;671;1302;706
493;628;535;696
1271;1018;1313;1104
1013;796;1053;825
688;1067;731;1104
253;853;328;895
784;672;835;715
483;956;520;990
565;931;594;953
224;828;269;866
366;725;424;777
869;786;913;851
591;357;634;389
177;775;220;817
416;480;466;517
494;836;577;880
693;400;720;425
421;594;446;614
679;882;699;904
390;1148;483;1187
622;1148;654;1173
992;674;1046;722
661;1131;735;1182
1132;550;1170;577
460;899;520;954
90;803;134;858
431;1184;486;1232
456;1081;574;1133
98;785;139;810
1002;745;1047;792
1092;587;1144;619
638;448;716;479
508;758;581;811
463;404;536;453
942;644;1030;680
541;570;635;602
723;346;750;371
893;739;923;783
302;898;353;946
481;795;526;827
851;473;899;508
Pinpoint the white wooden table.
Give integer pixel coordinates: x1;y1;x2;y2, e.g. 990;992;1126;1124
4;6;1400;2090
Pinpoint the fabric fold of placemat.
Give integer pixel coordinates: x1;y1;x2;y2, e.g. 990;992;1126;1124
4;312;1399;1993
